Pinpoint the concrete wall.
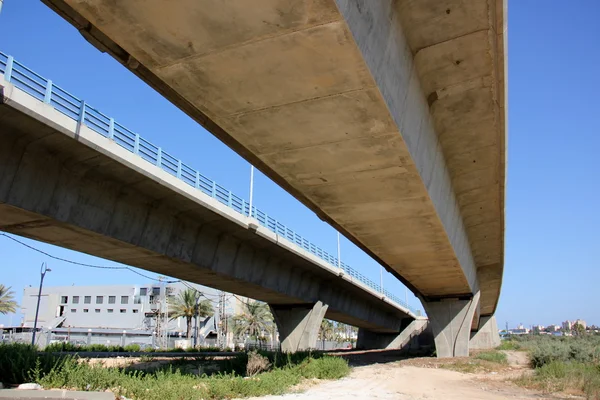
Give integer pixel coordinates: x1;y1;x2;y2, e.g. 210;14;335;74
0;79;412;334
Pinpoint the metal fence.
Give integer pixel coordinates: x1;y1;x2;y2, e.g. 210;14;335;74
0;51;416;314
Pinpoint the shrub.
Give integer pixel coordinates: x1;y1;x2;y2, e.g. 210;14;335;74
298;356;350;379
0;343;64;385
246;351;271;376
35;353;350;400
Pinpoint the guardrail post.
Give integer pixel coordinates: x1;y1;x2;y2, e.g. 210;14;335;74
195;171;200;189
43;80;52;104
156;147;162;167
108;118;115;139
227;191;232;207
176;160;182;178
76;101;86;136
211;182;216;198
133;134;140;154
4;55;13;82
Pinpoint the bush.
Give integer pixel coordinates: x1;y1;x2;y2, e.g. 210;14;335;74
0;342;350;399
246;351;271;376
517;361;600;399
514;335;600;399
0;343;63;385
298;356;350;379
36;354;350;400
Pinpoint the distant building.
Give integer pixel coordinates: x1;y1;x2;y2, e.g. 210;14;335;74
574;319;587;329
533;325;545;333
546;324;561;332
562;320;573;331
17;282;248;348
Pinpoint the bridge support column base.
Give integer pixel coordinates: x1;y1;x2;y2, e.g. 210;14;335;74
470;315;501;350
422;291;480;358
269;301;328;352
357;318;428;350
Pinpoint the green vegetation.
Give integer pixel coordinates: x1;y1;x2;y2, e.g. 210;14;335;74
43;342;230;353
0;284;17;314
441;350;507;374
168;288;214;339
509;335;600;399
232;300;274;344
0;343;350;399
474;350;508;364
496;339;522;350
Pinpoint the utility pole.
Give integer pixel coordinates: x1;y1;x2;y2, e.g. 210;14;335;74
217;291;225;348
162;280;168;349
32;263;51;346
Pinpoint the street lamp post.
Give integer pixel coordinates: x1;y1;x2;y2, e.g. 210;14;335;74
193;291;201;348
31;263;51;346
248;166;255;217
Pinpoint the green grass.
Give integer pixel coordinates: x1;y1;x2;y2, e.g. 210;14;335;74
496;340;522;350
475;350;508;364
510;335;600;399
516;361;600;399
0;343;350;399
37;355;349;399
43;342;229;353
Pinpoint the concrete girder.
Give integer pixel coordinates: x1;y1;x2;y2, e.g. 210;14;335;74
39;0;506;317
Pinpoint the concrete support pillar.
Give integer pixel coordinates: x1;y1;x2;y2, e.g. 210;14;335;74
357;318;428;350
470;315;501;350
422;291;480;358
269;301;328;352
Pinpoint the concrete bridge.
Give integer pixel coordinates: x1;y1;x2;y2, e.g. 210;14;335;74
0;57;432;353
13;0;506;356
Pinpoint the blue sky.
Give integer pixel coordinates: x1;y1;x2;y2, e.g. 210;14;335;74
0;1;598;329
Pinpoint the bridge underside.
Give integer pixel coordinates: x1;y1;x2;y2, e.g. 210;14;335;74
0;83;412;336
42;1;506;316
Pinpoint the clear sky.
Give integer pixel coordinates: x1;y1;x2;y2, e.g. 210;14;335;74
0;1;598;329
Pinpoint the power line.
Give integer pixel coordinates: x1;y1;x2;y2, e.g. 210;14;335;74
0;232;180;283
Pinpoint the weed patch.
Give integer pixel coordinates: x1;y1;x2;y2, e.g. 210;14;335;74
475;350;508;364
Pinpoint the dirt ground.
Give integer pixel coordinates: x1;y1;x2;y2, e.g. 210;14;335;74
247;351;569;400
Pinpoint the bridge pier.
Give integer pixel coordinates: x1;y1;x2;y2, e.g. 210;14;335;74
269;301;328;352
422;291;480;358
357;318;428;350
470;315;501;350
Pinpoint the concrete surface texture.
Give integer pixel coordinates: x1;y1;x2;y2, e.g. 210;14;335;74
470;315;501;350
357;318;428;350
41;0;506;321
270;301;328;352
422;292;481;358
0;79;414;345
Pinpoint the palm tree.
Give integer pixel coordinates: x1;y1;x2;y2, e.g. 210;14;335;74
232;300;273;344
0;284;17;315
319;319;334;349
169;288;214;339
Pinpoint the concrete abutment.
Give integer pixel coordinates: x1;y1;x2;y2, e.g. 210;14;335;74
269;301;328;352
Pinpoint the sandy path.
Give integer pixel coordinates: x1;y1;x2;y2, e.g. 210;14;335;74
247;363;553;400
